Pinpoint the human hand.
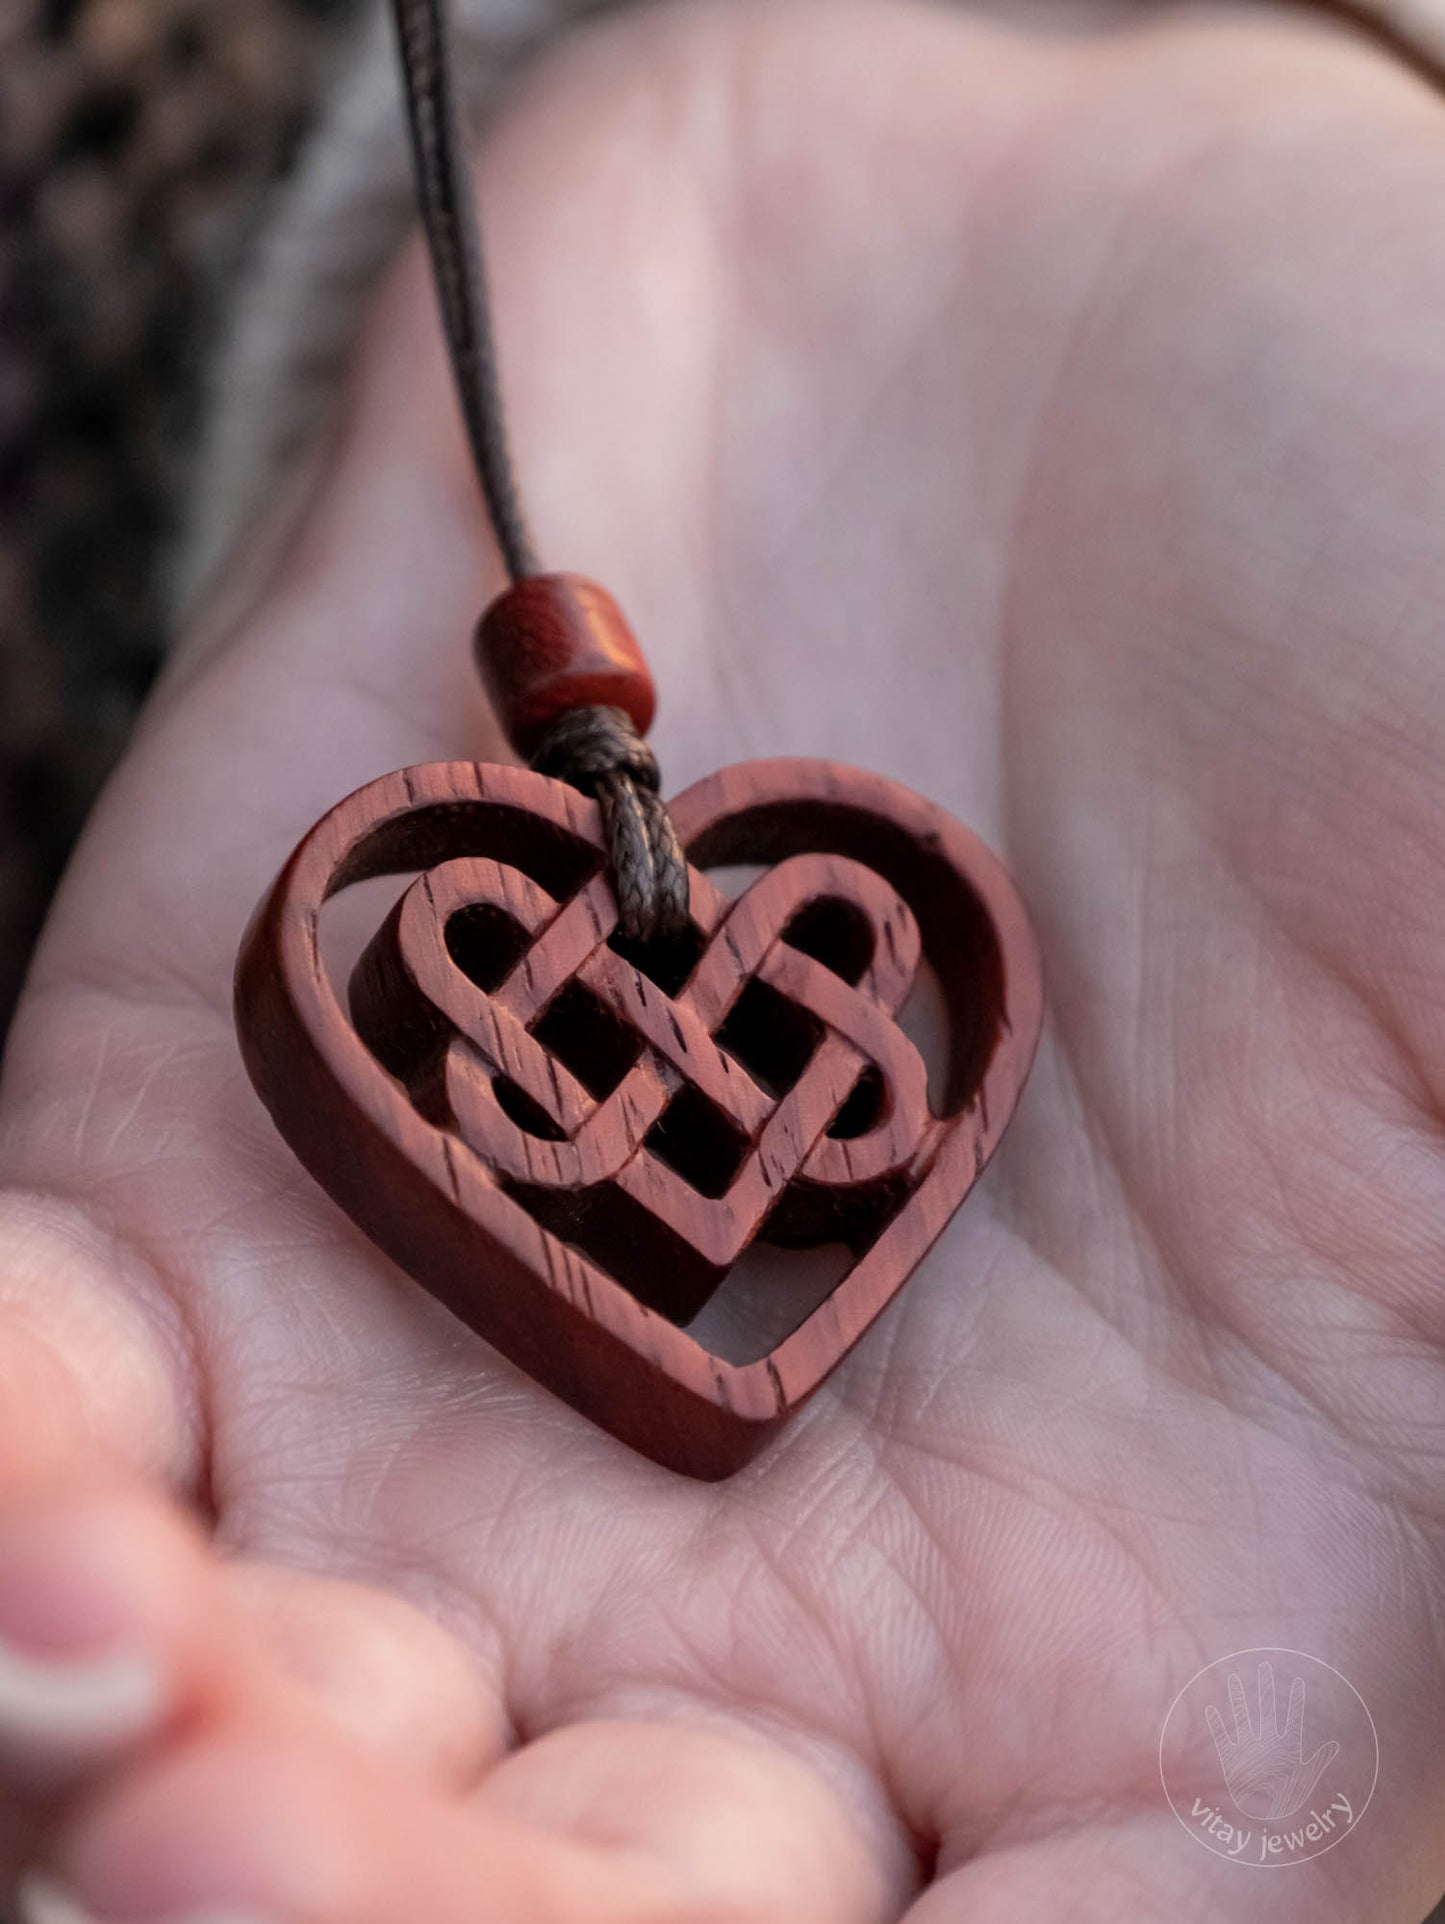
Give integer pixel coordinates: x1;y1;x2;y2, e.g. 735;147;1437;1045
1;3;1443;1920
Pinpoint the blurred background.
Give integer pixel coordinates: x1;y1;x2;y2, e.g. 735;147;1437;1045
0;7;1442;1915
0;0;361;1031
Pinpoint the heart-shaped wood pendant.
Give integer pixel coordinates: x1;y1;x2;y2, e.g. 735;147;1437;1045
235;757;1042;1478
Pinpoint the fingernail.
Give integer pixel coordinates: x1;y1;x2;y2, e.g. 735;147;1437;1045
15;1870;276;1924
0;1639;162;1749
0;1496;169;1762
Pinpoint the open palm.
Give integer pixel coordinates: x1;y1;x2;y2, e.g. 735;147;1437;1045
2;3;1443;1920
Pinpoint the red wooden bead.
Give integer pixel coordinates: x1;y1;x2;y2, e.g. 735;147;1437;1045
474;574;656;760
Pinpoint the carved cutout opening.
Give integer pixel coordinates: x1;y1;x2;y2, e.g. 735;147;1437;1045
828;1063;887;1139
531;981;642;1101
716;977;821;1095
781;894;875;985
686;1240;854;1364
644;1086;750;1199
446;902;531;991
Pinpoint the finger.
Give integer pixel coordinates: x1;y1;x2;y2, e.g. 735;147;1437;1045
1257;1660;1276;1739
0;1194;207;1805
1203;1702;1230;1760
475;1717;904;1923
0;1484;252;1799
22;1729;654;1924
1227;1669;1252;1744
0;1194;197;1490
0;1199;214;1859
224;1563;508;1787
23;1717;895;1924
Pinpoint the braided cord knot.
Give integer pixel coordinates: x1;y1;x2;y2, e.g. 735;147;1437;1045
532;706;690;944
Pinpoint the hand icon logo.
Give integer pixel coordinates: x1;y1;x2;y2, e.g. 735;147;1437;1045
1205;1659;1341;1822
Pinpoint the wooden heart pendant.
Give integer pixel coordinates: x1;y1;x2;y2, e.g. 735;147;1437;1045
235;757;1042;1478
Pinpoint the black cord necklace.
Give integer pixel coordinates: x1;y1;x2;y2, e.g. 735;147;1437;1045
393;0;688;943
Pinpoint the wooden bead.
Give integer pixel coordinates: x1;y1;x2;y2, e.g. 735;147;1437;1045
234;756;1042;1479
475;574;656;759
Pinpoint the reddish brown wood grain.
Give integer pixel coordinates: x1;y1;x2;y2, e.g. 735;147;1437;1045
473;574;656;758
234;758;1043;1479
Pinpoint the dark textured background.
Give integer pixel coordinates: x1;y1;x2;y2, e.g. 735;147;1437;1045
0;0;358;1025
0;4;1441;1912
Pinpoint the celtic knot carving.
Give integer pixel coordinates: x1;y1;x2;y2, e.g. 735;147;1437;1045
350;845;940;1319
235;757;1041;1476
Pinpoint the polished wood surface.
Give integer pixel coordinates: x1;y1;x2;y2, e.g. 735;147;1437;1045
235;758;1043;1478
473;574;656;757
